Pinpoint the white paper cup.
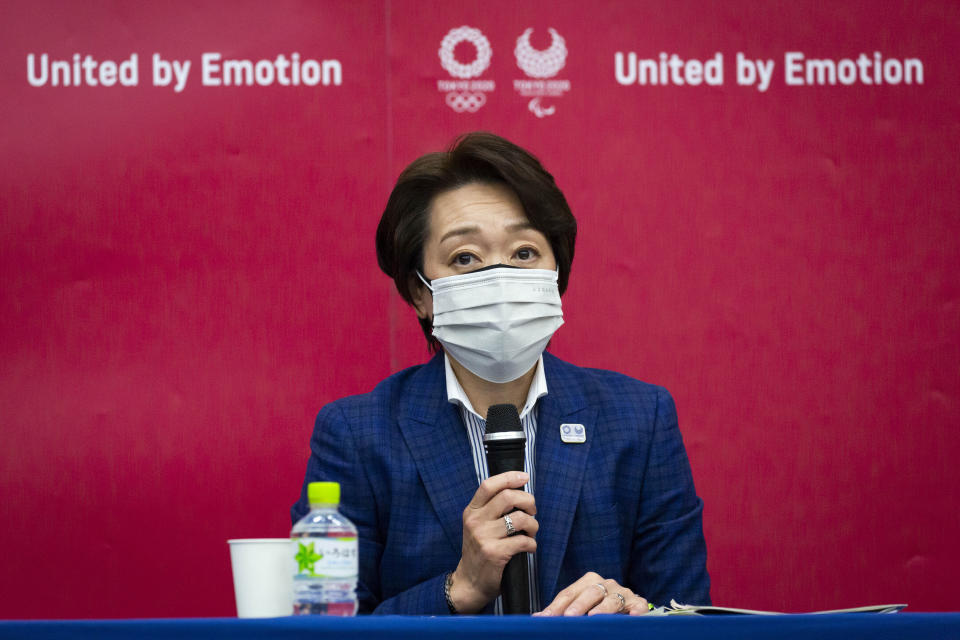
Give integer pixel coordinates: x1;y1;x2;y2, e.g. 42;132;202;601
227;538;292;618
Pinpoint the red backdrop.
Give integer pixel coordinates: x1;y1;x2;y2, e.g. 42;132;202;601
1;0;958;618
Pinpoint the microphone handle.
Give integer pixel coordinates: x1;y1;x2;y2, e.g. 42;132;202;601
485;440;525;477
500;547;530;614
485;439;530;614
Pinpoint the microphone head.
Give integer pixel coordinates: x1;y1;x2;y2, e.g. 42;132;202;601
485;404;522;433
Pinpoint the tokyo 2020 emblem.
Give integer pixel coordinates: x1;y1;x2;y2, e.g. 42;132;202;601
512;28;571;118
439;26;492;79
514;28;567;78
437;26;495;113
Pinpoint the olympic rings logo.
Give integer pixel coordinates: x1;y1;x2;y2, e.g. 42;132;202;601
445;91;487;113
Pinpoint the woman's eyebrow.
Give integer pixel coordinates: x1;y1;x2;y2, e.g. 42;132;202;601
439;225;481;244
439;221;535;244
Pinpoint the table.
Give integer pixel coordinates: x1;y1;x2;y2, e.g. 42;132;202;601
2;613;959;640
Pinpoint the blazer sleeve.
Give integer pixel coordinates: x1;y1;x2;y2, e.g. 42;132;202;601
628;386;711;605
291;402;453;615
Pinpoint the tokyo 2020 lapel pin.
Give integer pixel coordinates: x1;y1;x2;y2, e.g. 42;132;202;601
560;423;586;443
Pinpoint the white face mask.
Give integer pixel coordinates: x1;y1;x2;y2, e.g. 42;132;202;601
418;265;564;383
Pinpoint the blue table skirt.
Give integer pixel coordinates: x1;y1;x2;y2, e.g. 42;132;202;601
2;613;959;640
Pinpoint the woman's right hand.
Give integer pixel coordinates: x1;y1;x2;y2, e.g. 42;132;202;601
448;471;539;613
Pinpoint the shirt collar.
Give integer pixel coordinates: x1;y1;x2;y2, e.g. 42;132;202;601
444;353;548;421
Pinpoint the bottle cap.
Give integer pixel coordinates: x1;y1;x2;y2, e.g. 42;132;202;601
308;481;340;506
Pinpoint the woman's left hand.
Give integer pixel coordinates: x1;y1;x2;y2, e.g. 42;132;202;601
534;572;649;616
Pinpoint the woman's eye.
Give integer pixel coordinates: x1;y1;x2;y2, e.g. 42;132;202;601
516;247;537;261
454;253;475;266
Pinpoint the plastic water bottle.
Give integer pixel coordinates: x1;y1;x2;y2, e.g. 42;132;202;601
291;481;359;615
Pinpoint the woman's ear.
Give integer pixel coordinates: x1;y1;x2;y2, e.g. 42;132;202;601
409;275;432;320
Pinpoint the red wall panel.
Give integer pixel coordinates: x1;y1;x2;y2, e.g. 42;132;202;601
1;0;391;618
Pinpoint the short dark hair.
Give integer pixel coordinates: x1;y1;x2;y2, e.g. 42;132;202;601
375;131;577;350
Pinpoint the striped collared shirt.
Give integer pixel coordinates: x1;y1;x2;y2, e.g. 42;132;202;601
444;354;545;614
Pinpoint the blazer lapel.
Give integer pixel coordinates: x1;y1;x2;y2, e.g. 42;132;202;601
397;353;478;555
535;353;597;602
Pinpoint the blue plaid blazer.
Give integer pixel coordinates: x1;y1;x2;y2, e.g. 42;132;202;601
291;351;710;614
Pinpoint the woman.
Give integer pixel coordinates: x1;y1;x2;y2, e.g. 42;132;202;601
292;132;710;615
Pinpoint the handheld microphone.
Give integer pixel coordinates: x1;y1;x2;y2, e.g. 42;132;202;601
484;403;531;615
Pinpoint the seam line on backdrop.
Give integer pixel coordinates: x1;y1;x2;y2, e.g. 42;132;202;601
385;0;397;372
